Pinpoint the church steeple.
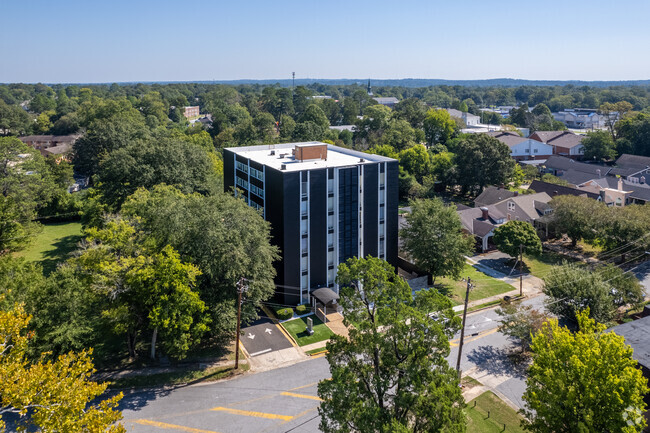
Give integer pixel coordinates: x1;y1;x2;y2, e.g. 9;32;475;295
367;79;373;96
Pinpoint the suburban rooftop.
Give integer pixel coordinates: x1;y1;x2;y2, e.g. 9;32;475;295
226;142;395;172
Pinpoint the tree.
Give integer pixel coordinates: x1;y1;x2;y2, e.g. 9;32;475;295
122;185;279;338
542;262;642;324
423;108;457;146
496;301;549;352
318;256;465;433
399;144;431;183
582;130;616;161
522;310;648;432
451;134;516;196
299;104;330;129
615;112;650;157
401;198;474;284
550;195;606;247
492;220;542;259
96;136;219;209
383;119;418;151
540;173;570;186
0;302;125;432
74;219;209;359
600;101;633;141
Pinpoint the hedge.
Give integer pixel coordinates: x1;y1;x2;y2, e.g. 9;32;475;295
275;307;294;321
295;304;310;315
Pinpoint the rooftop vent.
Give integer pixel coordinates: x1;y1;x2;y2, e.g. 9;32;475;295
270;150;275;156
359;158;365;163
280;164;287;170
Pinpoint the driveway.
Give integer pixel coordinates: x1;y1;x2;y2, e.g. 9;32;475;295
240;317;293;357
632;260;650;298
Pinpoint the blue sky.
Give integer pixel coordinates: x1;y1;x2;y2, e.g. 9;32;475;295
1;0;649;83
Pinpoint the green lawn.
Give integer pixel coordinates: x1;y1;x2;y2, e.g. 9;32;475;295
15;222;83;275
282;315;335;347
466;391;526;433
437;264;515;305
523;251;579;279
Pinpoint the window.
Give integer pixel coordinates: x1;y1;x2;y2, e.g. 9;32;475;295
301;255;308;271
300;218;308;236
236;161;248;173
525;149;530;153
301;238;308;255
534;148;539;153
301;200;308;216
327;196;334;212
508;201;515;211
327;179;334;194
235;176;248;190
250;166;263;181
250;184;264;198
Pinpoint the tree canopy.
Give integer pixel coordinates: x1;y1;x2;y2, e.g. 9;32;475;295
522;310;648;433
318;256;465;433
492;220;542;259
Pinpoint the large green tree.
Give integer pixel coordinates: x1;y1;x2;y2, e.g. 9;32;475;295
549;195;607;247
582;130;617;161
318;256;465;433
423;108;457;146
400;198;474;284
492;220;542;259
451;134;516;196
522;310;648;433
122;185;279;336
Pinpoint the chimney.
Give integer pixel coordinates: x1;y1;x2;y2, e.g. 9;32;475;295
514;191;519;196
480;207;489;220
596;169;601;178
641;176;646;185
618;177;623;191
553;190;558;196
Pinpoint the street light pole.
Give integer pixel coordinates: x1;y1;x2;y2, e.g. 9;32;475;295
235;277;247;369
519;244;524;297
456;277;473;381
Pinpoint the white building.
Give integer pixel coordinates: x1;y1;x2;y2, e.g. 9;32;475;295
446;108;480;126
486;131;553;161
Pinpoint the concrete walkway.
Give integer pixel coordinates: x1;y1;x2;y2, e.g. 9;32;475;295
324;312;349;339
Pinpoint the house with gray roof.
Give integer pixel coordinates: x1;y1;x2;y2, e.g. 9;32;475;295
457;192;553;252
474;186;517;207
610;154;650;180
486;131;553;161
446;108;480;126
529;131;585;158
372;97;399;108
543;155;610;185
610;315;650;375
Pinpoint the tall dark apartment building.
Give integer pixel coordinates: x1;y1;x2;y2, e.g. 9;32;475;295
223;142;398;305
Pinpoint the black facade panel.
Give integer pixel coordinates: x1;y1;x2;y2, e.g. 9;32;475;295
223;149;235;193
338;167;358;263
309;169;327;290
282;171;301;305
385;161;399;268
263;168;287;302
363;164;379;258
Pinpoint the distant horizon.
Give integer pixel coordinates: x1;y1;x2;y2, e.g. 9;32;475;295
4;77;650;87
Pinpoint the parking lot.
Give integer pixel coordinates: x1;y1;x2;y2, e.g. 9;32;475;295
239;317;294;357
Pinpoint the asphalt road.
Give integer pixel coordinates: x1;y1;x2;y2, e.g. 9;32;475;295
121;356;330;433
240;317;293;357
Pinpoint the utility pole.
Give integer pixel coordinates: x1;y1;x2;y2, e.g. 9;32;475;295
456;277;472;381
292;72;295;93
235;277;247;369
519;244;524;297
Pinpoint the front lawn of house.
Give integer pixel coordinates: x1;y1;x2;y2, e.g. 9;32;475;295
437;264;515;305
281;315;334;347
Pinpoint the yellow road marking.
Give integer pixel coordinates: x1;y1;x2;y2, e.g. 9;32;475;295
280;391;323;401
450;328;498;347
279;406;319;426
211;406;294;421
133;419;219;433
288;381;319;391
276;323;298;348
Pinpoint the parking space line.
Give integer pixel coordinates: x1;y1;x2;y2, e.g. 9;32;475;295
211;407;294;421
280;391;323;401
288;381;319;391
249;348;272;356
275;323;298;348
133;419;219;433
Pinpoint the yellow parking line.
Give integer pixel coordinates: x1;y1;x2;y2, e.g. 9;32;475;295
133;419;219;433
450;328;498;347
280;391;323;401
276;323;298;348
288;382;319;391
211;407;293;421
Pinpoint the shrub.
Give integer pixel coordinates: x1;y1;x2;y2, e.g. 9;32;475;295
275;307;294;321
295;304;310;315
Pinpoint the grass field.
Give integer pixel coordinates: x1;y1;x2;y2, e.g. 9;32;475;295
437;264;515;305
523;251;579;279
282;315;334;347
15;222;83;275
466;391;526;433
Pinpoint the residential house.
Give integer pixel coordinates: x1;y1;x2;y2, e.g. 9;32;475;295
543;155;610;186
486;131;553;161
552;109;608;130
373;97;400;108
578;176;650;206
458;192;553;252
474;186;516;207
528;180;600;200
529;130;585;158
224;142;398;305
609;154;650;182
183;106;200;120
19;134;79;160
446;108;480;126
